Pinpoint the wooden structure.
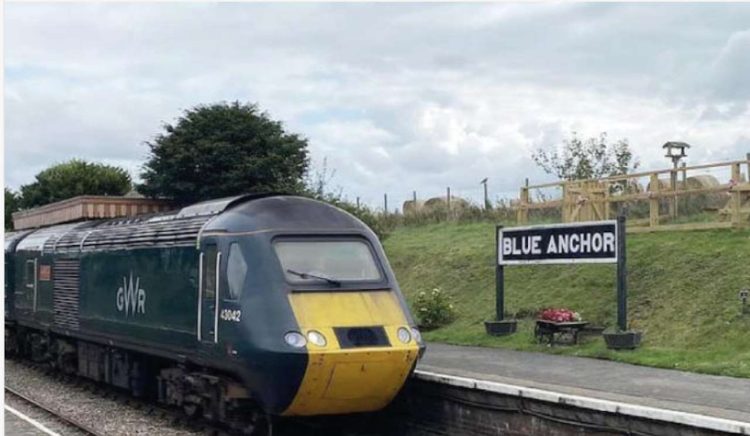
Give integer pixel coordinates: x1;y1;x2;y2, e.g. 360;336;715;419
515;157;750;232
12;196;173;230
562;181;608;222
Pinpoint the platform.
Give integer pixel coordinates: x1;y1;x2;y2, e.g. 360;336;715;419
417;343;750;429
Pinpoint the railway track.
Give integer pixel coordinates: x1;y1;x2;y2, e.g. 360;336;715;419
5;358;220;436
4;358;380;436
6;385;103;436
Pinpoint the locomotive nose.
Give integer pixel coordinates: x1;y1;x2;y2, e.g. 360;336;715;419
282;290;420;416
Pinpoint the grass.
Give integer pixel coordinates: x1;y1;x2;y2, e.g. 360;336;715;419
383;222;750;378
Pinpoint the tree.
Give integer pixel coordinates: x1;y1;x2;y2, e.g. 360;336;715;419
532;132;639;181
139;101;309;205
5;188;20;230
19;159;132;209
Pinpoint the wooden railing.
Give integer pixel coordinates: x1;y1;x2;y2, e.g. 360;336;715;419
515;157;750;232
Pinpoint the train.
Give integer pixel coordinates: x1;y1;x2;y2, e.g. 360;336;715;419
5;194;424;433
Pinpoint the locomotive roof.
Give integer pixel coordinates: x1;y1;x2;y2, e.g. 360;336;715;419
6;194;369;254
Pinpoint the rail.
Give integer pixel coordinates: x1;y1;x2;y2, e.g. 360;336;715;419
5;386;104;436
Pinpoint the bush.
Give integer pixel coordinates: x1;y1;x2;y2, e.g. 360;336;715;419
414;288;456;330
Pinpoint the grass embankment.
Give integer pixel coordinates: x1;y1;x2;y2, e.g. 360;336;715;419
384;222;750;378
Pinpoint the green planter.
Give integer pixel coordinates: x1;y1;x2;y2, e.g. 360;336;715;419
603;330;643;350
484;320;518;336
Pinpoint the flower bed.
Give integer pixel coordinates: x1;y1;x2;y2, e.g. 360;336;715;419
538;308;581;323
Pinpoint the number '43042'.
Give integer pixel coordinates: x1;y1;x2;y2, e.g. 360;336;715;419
220;309;241;322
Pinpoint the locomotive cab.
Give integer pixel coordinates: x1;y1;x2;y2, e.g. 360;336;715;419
197;195;423;416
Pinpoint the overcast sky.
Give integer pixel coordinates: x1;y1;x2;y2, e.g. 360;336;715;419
5;3;750;209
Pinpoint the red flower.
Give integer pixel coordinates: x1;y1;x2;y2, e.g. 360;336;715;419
539;308;580;322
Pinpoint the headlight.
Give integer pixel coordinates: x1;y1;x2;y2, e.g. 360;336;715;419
397;327;412;343
411;327;422;344
284;332;307;348
307;330;327;347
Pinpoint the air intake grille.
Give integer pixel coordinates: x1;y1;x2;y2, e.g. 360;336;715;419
53;259;80;330
334;326;390;348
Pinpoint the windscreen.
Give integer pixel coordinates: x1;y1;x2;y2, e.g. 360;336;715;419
274;240;382;284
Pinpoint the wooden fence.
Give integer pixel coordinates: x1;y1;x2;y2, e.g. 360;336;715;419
515;157;750;232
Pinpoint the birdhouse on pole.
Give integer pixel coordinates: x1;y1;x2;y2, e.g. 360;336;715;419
662;141;690;168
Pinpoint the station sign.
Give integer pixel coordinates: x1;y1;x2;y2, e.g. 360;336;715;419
498;221;617;265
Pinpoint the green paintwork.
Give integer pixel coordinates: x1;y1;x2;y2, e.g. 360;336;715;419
79;247;199;349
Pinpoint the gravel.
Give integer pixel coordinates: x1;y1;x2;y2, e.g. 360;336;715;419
5;390;91;436
5;359;203;436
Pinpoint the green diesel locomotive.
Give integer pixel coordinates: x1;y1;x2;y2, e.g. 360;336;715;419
5;194;424;432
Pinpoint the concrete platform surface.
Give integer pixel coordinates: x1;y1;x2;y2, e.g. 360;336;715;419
418;342;750;424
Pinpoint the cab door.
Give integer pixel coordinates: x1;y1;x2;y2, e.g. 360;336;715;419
199;243;220;343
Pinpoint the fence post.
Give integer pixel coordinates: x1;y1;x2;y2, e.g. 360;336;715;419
681;162;687;218
356;197;360;209
413;191;417;204
384;193;388;217
669;167;678;220
604;181;611;220
517;186;529;225
446;187;451;220
481;179;489;210
732;163;742;227
681;162;687;185
649;173;660;228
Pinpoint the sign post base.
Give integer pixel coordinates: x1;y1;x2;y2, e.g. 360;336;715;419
484;320;518;336
603;330;643;350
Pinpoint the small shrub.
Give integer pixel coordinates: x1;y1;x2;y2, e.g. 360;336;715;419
414;288;456;330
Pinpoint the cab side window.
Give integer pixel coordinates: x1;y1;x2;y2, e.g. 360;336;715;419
226;242;247;300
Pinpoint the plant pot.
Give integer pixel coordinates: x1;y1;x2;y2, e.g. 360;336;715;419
484;320;517;336
603;330;643;350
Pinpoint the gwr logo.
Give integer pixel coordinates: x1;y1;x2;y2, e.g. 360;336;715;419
116;272;146;316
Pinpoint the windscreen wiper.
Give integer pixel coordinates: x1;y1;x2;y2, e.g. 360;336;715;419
286;269;342;287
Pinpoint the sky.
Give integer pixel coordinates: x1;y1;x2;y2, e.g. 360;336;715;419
5;3;750;210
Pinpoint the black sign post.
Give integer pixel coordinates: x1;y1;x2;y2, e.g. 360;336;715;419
616;215;627;331
485;226;517;335
485;216;642;349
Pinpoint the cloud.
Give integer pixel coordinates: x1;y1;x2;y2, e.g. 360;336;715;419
709;30;750;101
5;3;750;209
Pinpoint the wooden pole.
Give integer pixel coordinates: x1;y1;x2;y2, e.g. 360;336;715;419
670;165;678;220
446;187;451;215
483;180;489;209
649;173;660;228
413;191;417;203
681;162;687;219
681;162;687;185
517;186;529;225
561;182;569;223
604;182;611;220
732;163;741;227
356;197;360;209
384;193;388;216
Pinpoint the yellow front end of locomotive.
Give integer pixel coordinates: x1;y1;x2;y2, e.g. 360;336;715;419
283;290;420;416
